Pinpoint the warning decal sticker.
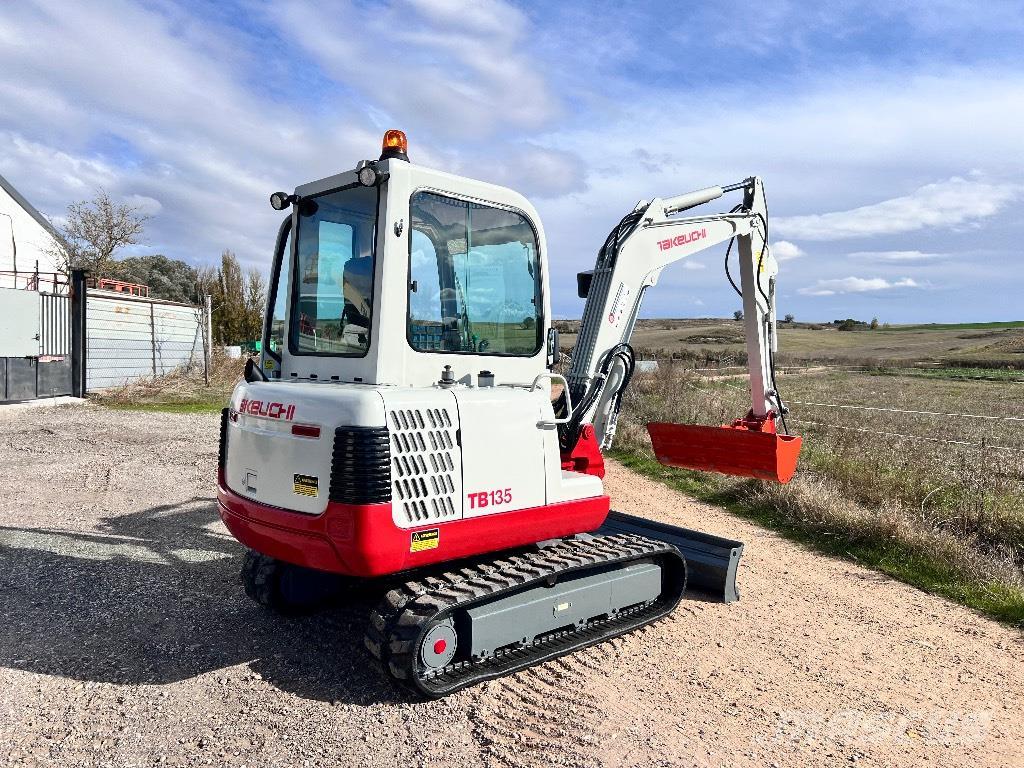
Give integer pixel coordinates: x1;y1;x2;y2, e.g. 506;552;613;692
293;473;319;497
410;528;440;553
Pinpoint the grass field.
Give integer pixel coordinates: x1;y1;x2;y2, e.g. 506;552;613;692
558;317;1024;624
896;321;1024;331
557;318;1024;368
613;362;1024;625
91;351;238;413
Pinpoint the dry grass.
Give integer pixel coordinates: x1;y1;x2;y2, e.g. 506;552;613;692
91;350;242;412
614;362;1024;623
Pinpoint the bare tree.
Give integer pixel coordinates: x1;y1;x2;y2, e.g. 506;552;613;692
52;190;149;275
194;264;218;304
243;267;267;341
199;251;266;345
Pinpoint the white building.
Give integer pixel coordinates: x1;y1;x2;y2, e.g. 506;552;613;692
0;172;63;291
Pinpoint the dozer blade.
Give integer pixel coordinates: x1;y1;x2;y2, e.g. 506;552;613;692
647;421;802;483
597;510;744;603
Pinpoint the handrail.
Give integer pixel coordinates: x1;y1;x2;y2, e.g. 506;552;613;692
532;373;572;426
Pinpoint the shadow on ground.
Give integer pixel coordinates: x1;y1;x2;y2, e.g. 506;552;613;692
0;498;406;705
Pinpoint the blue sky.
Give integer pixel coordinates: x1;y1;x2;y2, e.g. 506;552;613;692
1;0;1023;322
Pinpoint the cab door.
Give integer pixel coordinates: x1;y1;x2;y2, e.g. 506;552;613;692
453;387;547;517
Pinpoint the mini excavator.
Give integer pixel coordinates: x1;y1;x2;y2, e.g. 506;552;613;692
217;130;801;696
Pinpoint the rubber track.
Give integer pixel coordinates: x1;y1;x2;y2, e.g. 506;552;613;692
364;533;687;697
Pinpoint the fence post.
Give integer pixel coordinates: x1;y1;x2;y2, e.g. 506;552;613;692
150;301;157;376
70;269;88;397
204;294;212;386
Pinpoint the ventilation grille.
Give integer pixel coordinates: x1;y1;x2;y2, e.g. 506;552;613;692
330;427;392;504
389;407;460;524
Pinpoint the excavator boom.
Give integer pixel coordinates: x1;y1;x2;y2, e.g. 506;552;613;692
564;176;800;483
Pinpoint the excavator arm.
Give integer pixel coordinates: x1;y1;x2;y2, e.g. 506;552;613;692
564;177;800;483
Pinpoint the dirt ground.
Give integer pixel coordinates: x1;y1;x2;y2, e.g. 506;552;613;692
1;405;1022;768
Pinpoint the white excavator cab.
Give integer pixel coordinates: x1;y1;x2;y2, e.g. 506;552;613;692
260;132;555;391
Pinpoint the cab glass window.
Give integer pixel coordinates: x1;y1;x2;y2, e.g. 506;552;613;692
409;192;542;356
264;225;291;368
290;185;378;356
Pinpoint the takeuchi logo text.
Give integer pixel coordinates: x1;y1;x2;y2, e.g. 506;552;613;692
658;228;707;251
239;398;295;420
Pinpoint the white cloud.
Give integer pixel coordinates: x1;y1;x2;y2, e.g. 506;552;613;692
774;177;1021;241
798;276;921;296
682;259;706;270
277;0;557;139
1;1;1023;325
536;67;1024;319
847;250;949;262
124;195;163;217
464;145;587;199
0;1;381;268
772;240;805;261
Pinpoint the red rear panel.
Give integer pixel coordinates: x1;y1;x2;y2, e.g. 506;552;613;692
218;477;610;577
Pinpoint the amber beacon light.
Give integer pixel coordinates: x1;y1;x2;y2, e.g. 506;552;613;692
379;129;409;162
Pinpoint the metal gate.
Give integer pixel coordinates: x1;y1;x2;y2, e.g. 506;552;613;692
0;284;76;402
40;291;71;356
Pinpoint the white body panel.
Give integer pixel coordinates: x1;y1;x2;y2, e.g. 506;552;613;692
379;388;463;529
737;181;777;419
588;216;752;379
224;378;603;522
454;387;548;518
225;381;385;514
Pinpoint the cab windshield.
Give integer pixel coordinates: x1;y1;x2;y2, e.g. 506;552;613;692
290;184;378;356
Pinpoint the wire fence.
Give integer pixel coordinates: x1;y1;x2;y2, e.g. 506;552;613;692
86;290;211;391
788;419;1024;454
660;365;1024;454
785;400;1024;424
621;359;1024;587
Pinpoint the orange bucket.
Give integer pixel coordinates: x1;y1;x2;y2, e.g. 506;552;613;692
647;419;802;484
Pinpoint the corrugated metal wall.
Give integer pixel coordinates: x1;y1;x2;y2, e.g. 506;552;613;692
86;291;205;390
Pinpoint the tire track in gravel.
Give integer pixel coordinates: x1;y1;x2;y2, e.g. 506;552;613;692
469;639;630;768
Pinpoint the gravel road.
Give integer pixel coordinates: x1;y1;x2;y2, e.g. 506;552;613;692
1;405;1022;767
